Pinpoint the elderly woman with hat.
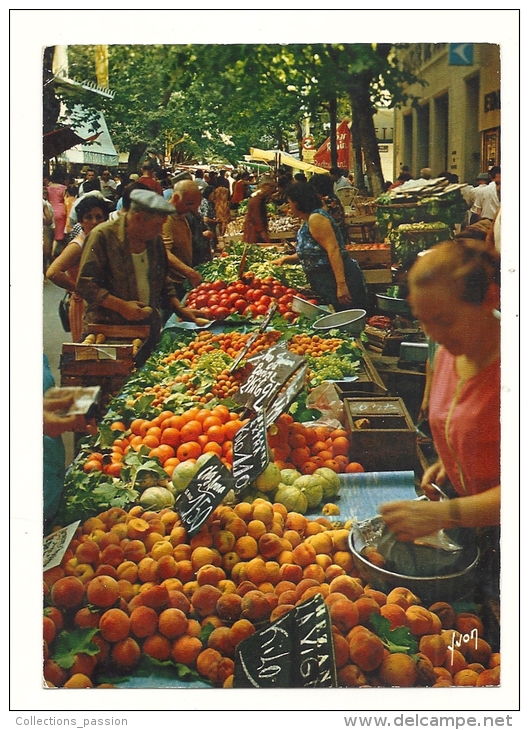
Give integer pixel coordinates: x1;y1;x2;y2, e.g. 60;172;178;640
76;189;209;356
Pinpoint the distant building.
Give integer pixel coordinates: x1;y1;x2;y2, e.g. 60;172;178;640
393;43;500;183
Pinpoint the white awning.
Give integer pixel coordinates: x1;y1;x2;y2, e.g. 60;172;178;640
59;105;119;167
249;148;328;175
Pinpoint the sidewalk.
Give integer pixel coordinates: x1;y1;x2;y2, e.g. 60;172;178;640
43;278;75;463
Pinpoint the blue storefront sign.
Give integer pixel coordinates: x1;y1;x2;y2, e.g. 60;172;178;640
448;43;474;66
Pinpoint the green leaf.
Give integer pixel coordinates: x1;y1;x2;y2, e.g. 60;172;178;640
370;613;419;655
199;621;217;645
52;628;100;670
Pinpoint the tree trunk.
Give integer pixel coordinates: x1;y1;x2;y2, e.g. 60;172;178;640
127;142;148;176
349;83;385;198
329;97;338;168
43;46;60;136
350;113;365;194
294;120;303;159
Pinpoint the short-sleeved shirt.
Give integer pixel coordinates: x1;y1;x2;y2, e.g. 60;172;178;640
428;346;500;496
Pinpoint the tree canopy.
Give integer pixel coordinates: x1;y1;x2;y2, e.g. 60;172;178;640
56;43;421;188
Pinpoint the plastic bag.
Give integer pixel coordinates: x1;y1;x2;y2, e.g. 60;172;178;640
305;382;344;426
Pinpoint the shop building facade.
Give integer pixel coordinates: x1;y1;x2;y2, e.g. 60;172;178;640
393;43;501;184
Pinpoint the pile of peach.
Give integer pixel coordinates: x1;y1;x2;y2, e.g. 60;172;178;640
43;502;500;689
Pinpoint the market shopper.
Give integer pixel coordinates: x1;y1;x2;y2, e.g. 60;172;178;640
46;196;110;342
212;184;231;237
230;171;250;211
139;160;164;195
47;167;68;257
271;182;367;311
76;189;208;353
199;185;220;249
162;180;205;301
329;166;353;194
379;239;500;596
242;176;277;244
43;186;55;274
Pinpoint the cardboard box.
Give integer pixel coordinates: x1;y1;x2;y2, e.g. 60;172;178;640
344;397;417;471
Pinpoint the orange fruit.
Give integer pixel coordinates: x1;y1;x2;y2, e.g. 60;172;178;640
84;459;103;473
331;437;350;457
345;462;365;473
106;462;123;477
181;407;201;424
224;420;244;441
180;420;203;442
211;405;230;424
142;434;160;449
330;429;348;440
202;415;222;431
203;442;223;456
206;425;226;444
177;442;202;461
196;409;213;424
311;440;329;455
322;459;341;473
110;422;127;432
290;447;311;468
130;419;148;436
160;428;180;447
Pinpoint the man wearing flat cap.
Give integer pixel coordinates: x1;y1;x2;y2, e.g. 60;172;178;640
76;189;209;356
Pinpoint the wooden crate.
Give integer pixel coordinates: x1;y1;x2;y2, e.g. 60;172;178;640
363;268;393;285
346;245;391;268
60;325;150;378
344;396;417;471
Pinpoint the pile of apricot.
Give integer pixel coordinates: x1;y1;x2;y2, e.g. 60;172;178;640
44;503;500;689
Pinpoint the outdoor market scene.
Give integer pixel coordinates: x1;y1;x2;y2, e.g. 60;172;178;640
41;41;503;692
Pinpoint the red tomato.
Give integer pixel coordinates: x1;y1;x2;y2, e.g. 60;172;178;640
272;286;284;298
259;295;272;308
208;294;220;306
210;280;226;291
278;295;292;305
195;295;209;309
234;299;247;313
259;286;273;297
255;304;268;315
215;306;230;320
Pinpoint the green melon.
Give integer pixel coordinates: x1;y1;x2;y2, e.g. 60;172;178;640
280;468;302;486
274;484;308;514
312;467;341;499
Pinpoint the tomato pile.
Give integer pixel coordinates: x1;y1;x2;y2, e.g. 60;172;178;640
185;273;318;322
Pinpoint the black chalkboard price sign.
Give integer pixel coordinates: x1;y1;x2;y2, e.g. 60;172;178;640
232;341;305;413
266;362;308;427
175;455;234;536
231;408;269;494
233;594;337;688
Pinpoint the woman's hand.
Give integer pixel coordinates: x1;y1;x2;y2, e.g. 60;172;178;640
420;461;448;500
336;282;353;306
379;499;449;541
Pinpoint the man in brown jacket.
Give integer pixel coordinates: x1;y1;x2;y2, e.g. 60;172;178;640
242;176;277;244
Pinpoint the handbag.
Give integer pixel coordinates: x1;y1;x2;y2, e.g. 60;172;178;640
58;291;72;332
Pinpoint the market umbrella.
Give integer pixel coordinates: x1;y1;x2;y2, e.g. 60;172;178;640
248;148;329;175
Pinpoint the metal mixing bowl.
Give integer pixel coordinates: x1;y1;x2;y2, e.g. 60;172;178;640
313;309;367;335
348;528;481;605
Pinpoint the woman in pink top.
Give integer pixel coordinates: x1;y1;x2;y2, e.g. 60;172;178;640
47;167;68;255
380;239;500;540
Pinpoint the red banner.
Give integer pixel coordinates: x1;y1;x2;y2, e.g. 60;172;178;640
313;120;351;171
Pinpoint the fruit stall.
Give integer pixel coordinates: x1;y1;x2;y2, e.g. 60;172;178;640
43;243;500;691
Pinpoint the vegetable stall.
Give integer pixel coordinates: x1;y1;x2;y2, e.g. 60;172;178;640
43;244;500;691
